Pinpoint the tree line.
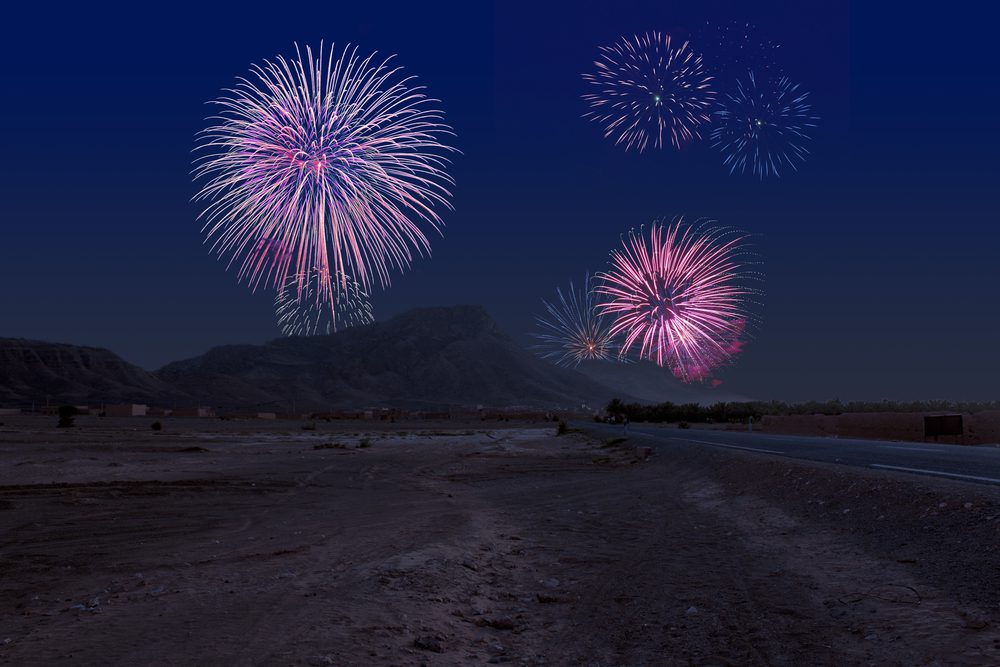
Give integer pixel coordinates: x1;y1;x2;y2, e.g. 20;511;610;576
604;398;1000;424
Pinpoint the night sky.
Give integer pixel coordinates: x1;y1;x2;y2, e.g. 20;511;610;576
3;1;998;401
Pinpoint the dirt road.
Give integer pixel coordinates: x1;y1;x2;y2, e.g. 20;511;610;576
1;418;999;665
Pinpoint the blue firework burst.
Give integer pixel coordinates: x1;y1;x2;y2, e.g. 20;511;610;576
710;72;819;179
532;274;616;367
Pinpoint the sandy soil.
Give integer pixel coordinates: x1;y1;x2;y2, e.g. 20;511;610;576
2;416;1000;665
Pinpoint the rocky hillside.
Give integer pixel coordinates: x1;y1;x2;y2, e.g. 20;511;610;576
0;339;189;406
156;305;622;410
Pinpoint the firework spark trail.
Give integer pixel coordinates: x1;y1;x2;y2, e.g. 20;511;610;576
275;269;373;337
696;20;782;82
670;318;747;382
582;31;715;152
532;274;617;367
193;42;455;312
596;219;761;383
711;71;818;179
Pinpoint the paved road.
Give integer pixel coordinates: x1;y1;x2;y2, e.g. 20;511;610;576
581;421;1000;486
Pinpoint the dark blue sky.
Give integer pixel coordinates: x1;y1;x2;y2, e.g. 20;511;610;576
2;1;998;401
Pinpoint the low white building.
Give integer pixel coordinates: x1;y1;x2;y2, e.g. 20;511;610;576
105;404;148;417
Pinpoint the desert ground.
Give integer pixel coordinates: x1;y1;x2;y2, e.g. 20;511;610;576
2;416;1000;666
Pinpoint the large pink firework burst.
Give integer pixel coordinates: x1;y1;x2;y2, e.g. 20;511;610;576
582;32;715;152
596;219;761;383
193;42;455;310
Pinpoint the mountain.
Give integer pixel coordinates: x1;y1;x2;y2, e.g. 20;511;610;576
0;338;189;406
155;305;625;410
1;308;755;411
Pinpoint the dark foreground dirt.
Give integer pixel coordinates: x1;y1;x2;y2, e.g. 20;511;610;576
1;417;1000;666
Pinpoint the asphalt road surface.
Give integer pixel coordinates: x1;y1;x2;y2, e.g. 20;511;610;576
582;421;1000;486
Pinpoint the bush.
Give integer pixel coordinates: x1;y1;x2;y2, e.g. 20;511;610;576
314;442;346;450
301;421;317;431
605;396;1000;425
556;420;568;436
678;421;690;429
151;421;162;431
358;438;372;448
57;405;77;428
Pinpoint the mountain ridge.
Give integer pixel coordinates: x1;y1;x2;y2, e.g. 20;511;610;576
0;337;190;406
0;307;613;410
157;305;621;410
1;306;738;411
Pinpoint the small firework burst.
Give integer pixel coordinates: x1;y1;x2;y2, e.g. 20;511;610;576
532;274;616;367
695;20;782;82
193;42;455;307
275;269;373;337
595;218;761;383
711;71;819;179
582;32;715;152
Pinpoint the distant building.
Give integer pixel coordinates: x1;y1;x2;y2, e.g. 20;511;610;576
105;404;148;417
172;407;215;418
317;410;365;420
256;412;277;420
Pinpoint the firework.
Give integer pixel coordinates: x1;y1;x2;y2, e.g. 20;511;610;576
582;32;715;152
670;318;747;382
193;42;455;308
696;20;782;82
710;72;818;179
275;269;373;337
532;274;616;367
595;219;761;383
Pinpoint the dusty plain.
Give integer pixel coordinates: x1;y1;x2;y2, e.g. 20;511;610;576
2;416;1000;665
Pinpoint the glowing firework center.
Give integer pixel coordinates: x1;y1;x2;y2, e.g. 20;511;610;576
646;279;688;324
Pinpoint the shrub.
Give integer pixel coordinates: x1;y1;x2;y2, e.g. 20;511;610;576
358;438;372;448
151;421;163;431
556;420;568;436
314;442;346;450
678;421;690;429
57;405;77;428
